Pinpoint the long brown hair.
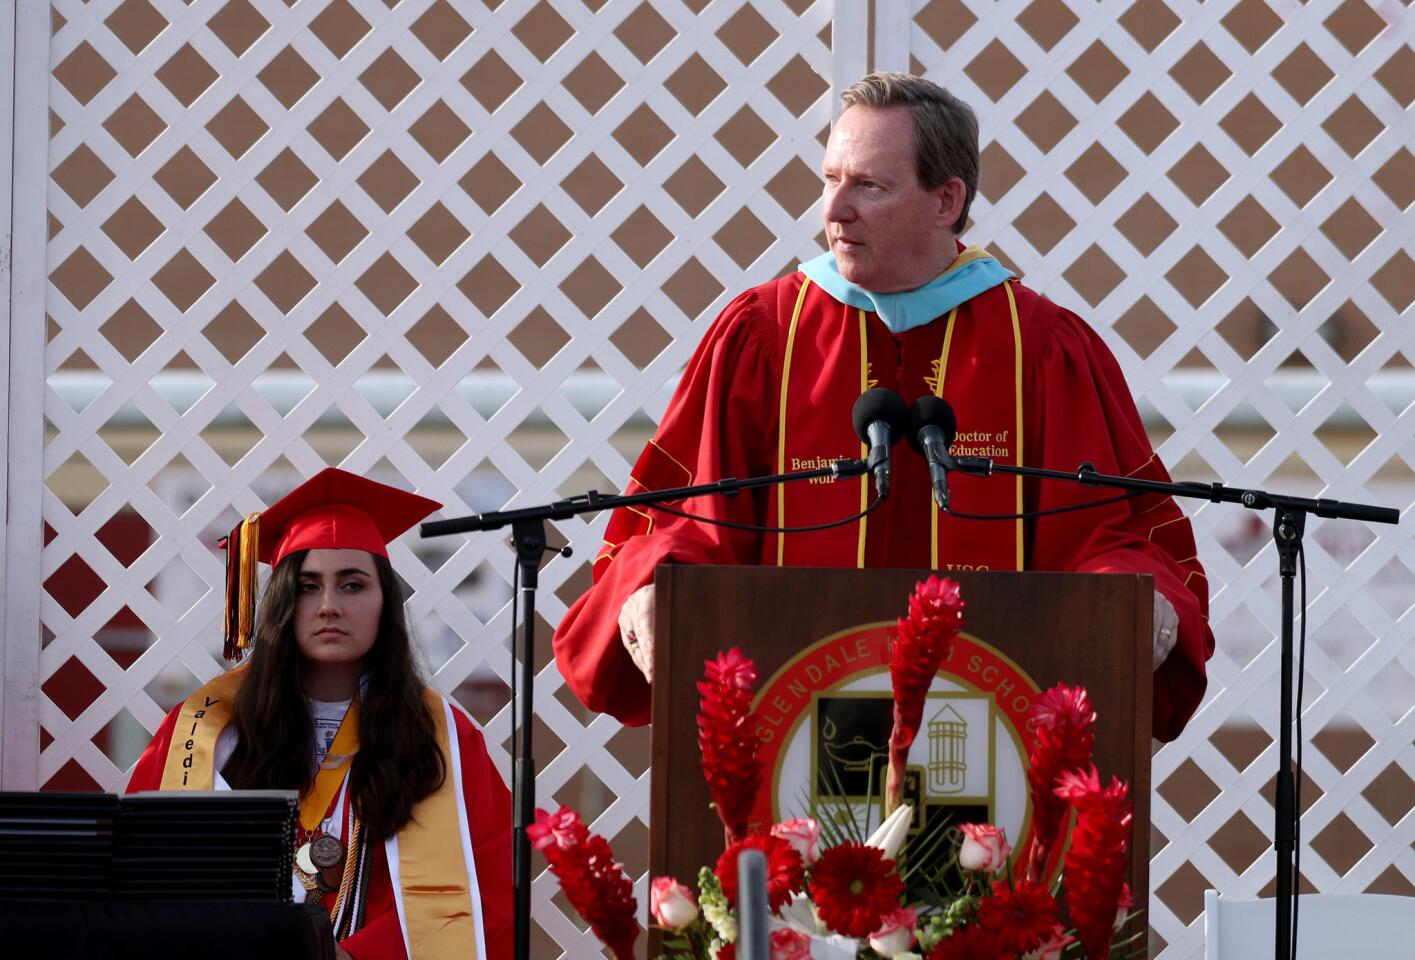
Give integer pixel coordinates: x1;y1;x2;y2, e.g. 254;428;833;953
222;550;446;842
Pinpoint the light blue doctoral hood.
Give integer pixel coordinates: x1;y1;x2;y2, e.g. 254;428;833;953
799;247;1015;334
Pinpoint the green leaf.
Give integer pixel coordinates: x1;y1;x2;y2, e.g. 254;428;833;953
815;760;865;843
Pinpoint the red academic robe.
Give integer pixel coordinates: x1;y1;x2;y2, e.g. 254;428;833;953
554;271;1214;741
127;699;513;959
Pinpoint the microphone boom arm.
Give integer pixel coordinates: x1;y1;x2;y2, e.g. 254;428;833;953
421;455;870;960
422;458;870;536
945;456;1399;525
942;450;1399;960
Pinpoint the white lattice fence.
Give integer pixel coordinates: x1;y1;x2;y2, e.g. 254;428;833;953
10;0;1415;956
30;0;835;954
904;0;1415;956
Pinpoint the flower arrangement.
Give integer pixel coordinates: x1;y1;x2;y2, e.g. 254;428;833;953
528;805;639;959
538;576;1140;960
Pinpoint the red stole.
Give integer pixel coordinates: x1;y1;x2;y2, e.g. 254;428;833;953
770;276;1026;572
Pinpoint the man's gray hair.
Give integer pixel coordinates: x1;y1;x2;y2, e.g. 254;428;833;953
840;72;979;232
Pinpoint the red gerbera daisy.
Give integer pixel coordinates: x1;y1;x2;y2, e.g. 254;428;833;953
809;840;906;938
925;924;1005;960
715;833;805;913
976;879;1060;955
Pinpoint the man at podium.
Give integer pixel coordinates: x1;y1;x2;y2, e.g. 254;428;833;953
554;72;1213;742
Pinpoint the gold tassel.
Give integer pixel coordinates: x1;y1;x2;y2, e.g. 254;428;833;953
222;512;261;661
236;512;260;653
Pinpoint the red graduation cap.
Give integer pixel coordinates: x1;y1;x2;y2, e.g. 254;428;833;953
222;468;441;660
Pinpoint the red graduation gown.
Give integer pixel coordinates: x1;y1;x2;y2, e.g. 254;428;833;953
127;699;513;959
553;272;1214;741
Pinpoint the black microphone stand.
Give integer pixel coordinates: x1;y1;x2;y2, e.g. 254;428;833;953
420;458;871;960
944;454;1400;960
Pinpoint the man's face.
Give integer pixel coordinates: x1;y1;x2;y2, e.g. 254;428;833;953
821;105;961;293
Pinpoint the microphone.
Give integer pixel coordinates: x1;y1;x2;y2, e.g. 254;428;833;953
851;388;908;498
906;396;958;510
736;849;769;960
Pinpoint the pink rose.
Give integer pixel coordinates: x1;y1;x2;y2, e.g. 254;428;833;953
769;928;813;959
770;818;822;866
868;906;917;957
1023;924;1074;960
650;876;699;930
958;823;1011;874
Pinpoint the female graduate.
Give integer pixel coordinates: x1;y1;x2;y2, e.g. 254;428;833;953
128;468;511;959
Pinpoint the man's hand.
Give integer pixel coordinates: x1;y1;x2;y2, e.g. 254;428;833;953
618;584;656;682
1153;591;1179;670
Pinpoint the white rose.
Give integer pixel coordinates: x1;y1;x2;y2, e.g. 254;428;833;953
770;818;822;866
650;876;698;930
957;823;1010;874
867;906;916;957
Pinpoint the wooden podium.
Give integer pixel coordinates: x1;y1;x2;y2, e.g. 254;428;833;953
649;565;1153;944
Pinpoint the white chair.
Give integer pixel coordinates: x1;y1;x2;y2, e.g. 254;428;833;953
1204;889;1415;959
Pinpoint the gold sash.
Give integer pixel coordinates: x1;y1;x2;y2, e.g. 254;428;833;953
395;690;479;958
301;699;358;832
158;667;245;791
159;675;480;957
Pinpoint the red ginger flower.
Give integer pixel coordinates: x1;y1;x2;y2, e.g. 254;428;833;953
1032;683;1097;733
1020;684;1096;882
809;840;906;938
925;924;1005;960
976;879;1060;955
715;832;805;913
1114;882;1134;932
1056;766;1132;960
887;576;965;808
709;646;757;692
529;806;639;959
529;804;587;851
698;648;764;843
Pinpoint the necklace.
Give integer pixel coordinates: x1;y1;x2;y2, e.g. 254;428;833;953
295;816;347;902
